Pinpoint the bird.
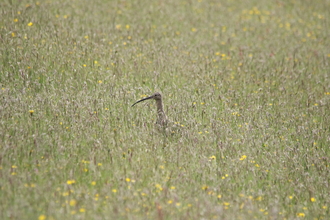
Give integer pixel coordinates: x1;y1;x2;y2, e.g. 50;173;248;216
131;92;168;127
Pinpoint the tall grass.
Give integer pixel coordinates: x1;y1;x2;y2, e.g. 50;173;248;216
1;0;329;219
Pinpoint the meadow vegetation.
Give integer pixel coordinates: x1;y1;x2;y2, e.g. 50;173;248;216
0;0;330;219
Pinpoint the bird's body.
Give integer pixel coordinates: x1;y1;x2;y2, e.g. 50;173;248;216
132;92;168;126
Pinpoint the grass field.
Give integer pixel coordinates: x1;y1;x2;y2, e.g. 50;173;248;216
1;0;330;219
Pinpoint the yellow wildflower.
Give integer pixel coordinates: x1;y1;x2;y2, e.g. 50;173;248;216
38;215;46;220
239;155;247;161
69;199;77;206
296;213;305;217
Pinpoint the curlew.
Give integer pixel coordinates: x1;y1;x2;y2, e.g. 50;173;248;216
132;92;168;126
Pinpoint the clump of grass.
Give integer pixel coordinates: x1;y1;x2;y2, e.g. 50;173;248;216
0;0;329;219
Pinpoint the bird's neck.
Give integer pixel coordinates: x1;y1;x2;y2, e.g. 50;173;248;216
156;100;164;113
156;99;167;121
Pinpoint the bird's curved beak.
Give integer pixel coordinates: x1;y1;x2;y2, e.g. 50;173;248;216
131;95;153;107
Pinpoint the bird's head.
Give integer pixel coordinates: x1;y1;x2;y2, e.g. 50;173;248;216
132;92;162;107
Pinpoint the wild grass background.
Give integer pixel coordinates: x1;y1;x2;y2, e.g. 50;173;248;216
1;0;330;219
